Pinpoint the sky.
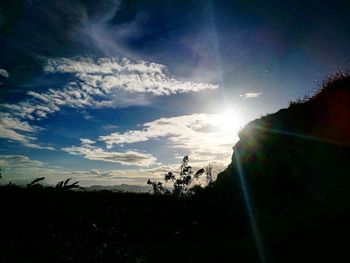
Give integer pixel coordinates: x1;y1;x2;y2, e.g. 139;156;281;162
1;0;350;186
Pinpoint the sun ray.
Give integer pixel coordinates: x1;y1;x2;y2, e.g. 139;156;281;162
235;148;267;263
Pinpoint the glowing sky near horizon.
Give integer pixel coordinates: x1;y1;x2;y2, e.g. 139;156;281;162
0;0;350;186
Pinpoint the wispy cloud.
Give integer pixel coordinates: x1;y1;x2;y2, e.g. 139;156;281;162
99;113;239;163
1;57;217;149
62;140;157;167
0;155;44;169
239;92;262;99
57;113;237;170
45;57;218;96
4;58;218;118
0;155;61;184
4;86;113;121
0;69;9;78
0;113;54;150
80;138;96;145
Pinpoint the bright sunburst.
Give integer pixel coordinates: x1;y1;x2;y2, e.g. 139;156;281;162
212;108;244;134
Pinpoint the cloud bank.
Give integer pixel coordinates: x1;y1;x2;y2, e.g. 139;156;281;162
99;113;238;163
62;137;157;167
0;57;218;148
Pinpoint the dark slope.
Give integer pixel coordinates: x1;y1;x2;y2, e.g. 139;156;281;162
215;73;350;262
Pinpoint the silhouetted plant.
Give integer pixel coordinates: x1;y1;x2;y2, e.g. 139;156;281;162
194;168;205;179
27;177;45;188
56;178;80;190
147;156;207;196
164;172;175;182
289;70;350;107
205;164;214;185
289;94;311;107
319;70;349;91
147;179;167;195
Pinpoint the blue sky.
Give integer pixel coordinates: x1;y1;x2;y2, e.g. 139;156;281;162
1;0;350;186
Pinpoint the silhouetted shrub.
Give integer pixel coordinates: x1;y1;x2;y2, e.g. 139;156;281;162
147;156;212;196
55;178;81;190
27;177;45;188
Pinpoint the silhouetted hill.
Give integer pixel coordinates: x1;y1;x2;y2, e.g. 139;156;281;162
215;72;350;262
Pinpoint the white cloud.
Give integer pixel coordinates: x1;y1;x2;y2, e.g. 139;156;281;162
99;113;239;164
59;112;239;169
0;69;9;78
0;155;44;168
80;138;96;145
240;92;262;99
45;57;218;96
1;57;217;149
4;85;113;121
0;113;54;150
0;113;36;133
20;143;55;150
62;141;157;167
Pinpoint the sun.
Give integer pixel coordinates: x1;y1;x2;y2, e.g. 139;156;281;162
211;108;244;134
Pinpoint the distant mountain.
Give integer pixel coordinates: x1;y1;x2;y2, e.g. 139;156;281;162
87;184;152;193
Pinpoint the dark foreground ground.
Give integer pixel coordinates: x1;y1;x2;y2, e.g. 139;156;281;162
0;186;257;263
1;184;350;263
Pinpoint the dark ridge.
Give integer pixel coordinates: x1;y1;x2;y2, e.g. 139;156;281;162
215;72;350;262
